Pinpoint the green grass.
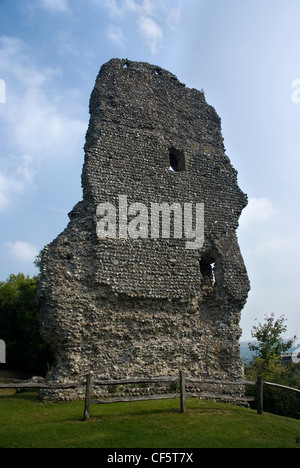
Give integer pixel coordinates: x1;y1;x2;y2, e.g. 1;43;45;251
0;391;299;448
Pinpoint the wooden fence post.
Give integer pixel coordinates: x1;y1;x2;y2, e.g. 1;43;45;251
257;376;263;415
83;374;93;421
179;370;186;413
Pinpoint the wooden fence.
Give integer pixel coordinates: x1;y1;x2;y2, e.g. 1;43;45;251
82;371;256;421
82;372;300;420
1;371;299;420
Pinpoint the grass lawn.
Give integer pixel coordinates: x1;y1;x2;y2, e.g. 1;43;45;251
0;391;299;448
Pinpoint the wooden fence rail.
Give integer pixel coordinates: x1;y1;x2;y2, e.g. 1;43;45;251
264;381;300;394
0;382;81;389
256;378;300;415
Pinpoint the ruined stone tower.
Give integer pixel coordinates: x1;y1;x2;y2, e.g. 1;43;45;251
38;59;250;394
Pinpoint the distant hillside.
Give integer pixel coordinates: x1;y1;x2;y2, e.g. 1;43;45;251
240;341;300;365
240;341;256;365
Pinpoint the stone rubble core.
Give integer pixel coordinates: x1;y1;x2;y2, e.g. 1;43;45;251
38;59;250;400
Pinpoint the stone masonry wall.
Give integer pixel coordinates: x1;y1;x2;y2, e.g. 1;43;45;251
38;59;250;399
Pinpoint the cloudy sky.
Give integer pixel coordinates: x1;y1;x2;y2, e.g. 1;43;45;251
0;0;299;342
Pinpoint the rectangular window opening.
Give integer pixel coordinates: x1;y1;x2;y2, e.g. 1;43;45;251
169;148;186;172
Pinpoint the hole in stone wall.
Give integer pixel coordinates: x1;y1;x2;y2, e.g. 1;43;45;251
200;256;216;299
211;262;216;285
169;148;186;172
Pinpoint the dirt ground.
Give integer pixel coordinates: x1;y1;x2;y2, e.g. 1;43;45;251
0;370;31;383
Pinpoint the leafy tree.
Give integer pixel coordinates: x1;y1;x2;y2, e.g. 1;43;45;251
245;313;299;418
0;273;54;376
33;249;44;278
249;313;296;364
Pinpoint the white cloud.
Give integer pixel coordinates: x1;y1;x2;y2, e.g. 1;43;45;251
0;36;86;209
166;3;182;29
7;88;86;157
5;241;39;263
100;0;124;18
138;16;163;54
239;197;279;228
253;237;294;256
0;37;86;157
38;0;70;13
0;36;52;88
107;25;126;48
100;0;182;53
125;0;157;16
0;156;35;211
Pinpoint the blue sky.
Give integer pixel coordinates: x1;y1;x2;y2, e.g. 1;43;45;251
0;0;299;341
